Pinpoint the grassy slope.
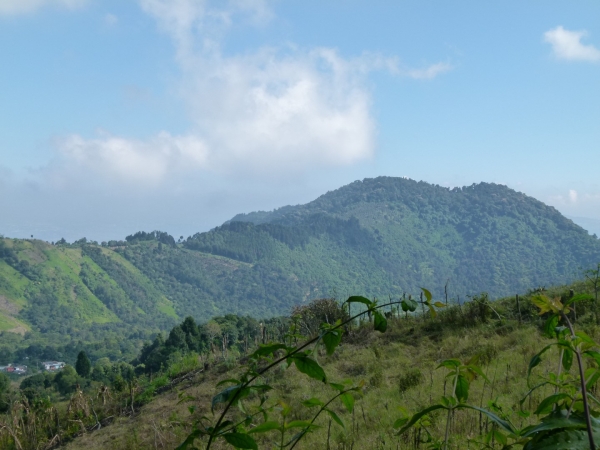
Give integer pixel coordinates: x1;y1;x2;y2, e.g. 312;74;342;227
63;283;594;450
0;239;118;324
0;259;30;332
0;239;179;342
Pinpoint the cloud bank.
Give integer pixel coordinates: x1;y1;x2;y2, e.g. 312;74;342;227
48;0;451;187
544;26;600;62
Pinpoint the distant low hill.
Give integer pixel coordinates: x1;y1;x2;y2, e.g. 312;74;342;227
1;177;599;356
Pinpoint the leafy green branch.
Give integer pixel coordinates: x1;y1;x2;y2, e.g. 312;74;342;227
178;293;446;450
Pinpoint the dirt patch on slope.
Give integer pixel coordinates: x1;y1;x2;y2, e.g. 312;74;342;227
7;325;27;335
0;295;20;315
22;247;47;264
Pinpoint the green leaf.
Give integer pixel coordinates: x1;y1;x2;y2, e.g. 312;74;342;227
420;288;432;303
520;410;588;438
523;429;591;450
302;397;324;407
340;392;355;413
440;396;454;407
285;431;308;448
329;382;345;391
543;315;559;338
519;382;551;410
222;432;258;450
326;409;345;428
373;310;387;332
322;330;342;355
216;378;241;387
175;429;203;450
587;369;600;390
492;429;507;446
292;356;326;382
396;405;448;436
455;374;469;402
346;296;372;307
465;364;490;383
402;298;418;312
437;359;461;370
528;344;557;381
562;348;573;371
531;294;555;315
575;331;595;345
427;304;437;318
534;393;571;415
248;421;280;434
250;343;288;359
409;299;419;311
285;420;315;429
212;385;242;412
214;421;235;434
393;417;409;428
565;293;594;307
587;392;600;408
585;350;600;366
456;404;515;434
433;301;446;308
248;385;272;394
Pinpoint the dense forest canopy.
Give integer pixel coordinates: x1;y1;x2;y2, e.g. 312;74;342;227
0;177;599;365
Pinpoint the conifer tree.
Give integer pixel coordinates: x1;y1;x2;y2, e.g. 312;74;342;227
75;350;91;377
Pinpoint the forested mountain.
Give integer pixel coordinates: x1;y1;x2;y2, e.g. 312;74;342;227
196;177;600;301
0;177;599;360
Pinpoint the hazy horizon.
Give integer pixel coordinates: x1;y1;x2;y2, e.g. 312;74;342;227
1;178;600;243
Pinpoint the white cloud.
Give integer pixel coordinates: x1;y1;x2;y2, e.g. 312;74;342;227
104;13;118;26
544;26;600;62
403;62;454;80
547;189;600;221
0;0;85;15
569;189;578;203
51;0;451;186
56;132;209;186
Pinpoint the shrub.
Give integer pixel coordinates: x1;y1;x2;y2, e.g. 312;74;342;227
339;361;367;377
398;368;423;393
54;366;79;395
291;298;348;337
369;365;384;388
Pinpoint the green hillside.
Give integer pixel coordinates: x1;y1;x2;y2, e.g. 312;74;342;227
194;177;600;301
0;238;179;359
3;277;600;450
0;177;599;362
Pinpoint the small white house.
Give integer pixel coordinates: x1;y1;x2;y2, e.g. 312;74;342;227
42;361;65;372
1;364;28;374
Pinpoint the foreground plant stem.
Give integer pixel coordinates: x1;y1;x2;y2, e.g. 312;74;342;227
444;371;459;450
288;388;353;450
205;300;404;449
561;312;596;450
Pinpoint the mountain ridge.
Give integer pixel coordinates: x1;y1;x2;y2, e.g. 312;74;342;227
1;177;599;359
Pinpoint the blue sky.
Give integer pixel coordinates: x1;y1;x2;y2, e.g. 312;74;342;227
1;0;599;241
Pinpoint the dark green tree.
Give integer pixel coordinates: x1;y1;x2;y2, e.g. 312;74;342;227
0;372;10;413
54;366;78;395
75;350;91;377
0;372;9;394
165;326;187;351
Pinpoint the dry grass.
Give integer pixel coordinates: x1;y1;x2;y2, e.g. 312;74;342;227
61;313;566;450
